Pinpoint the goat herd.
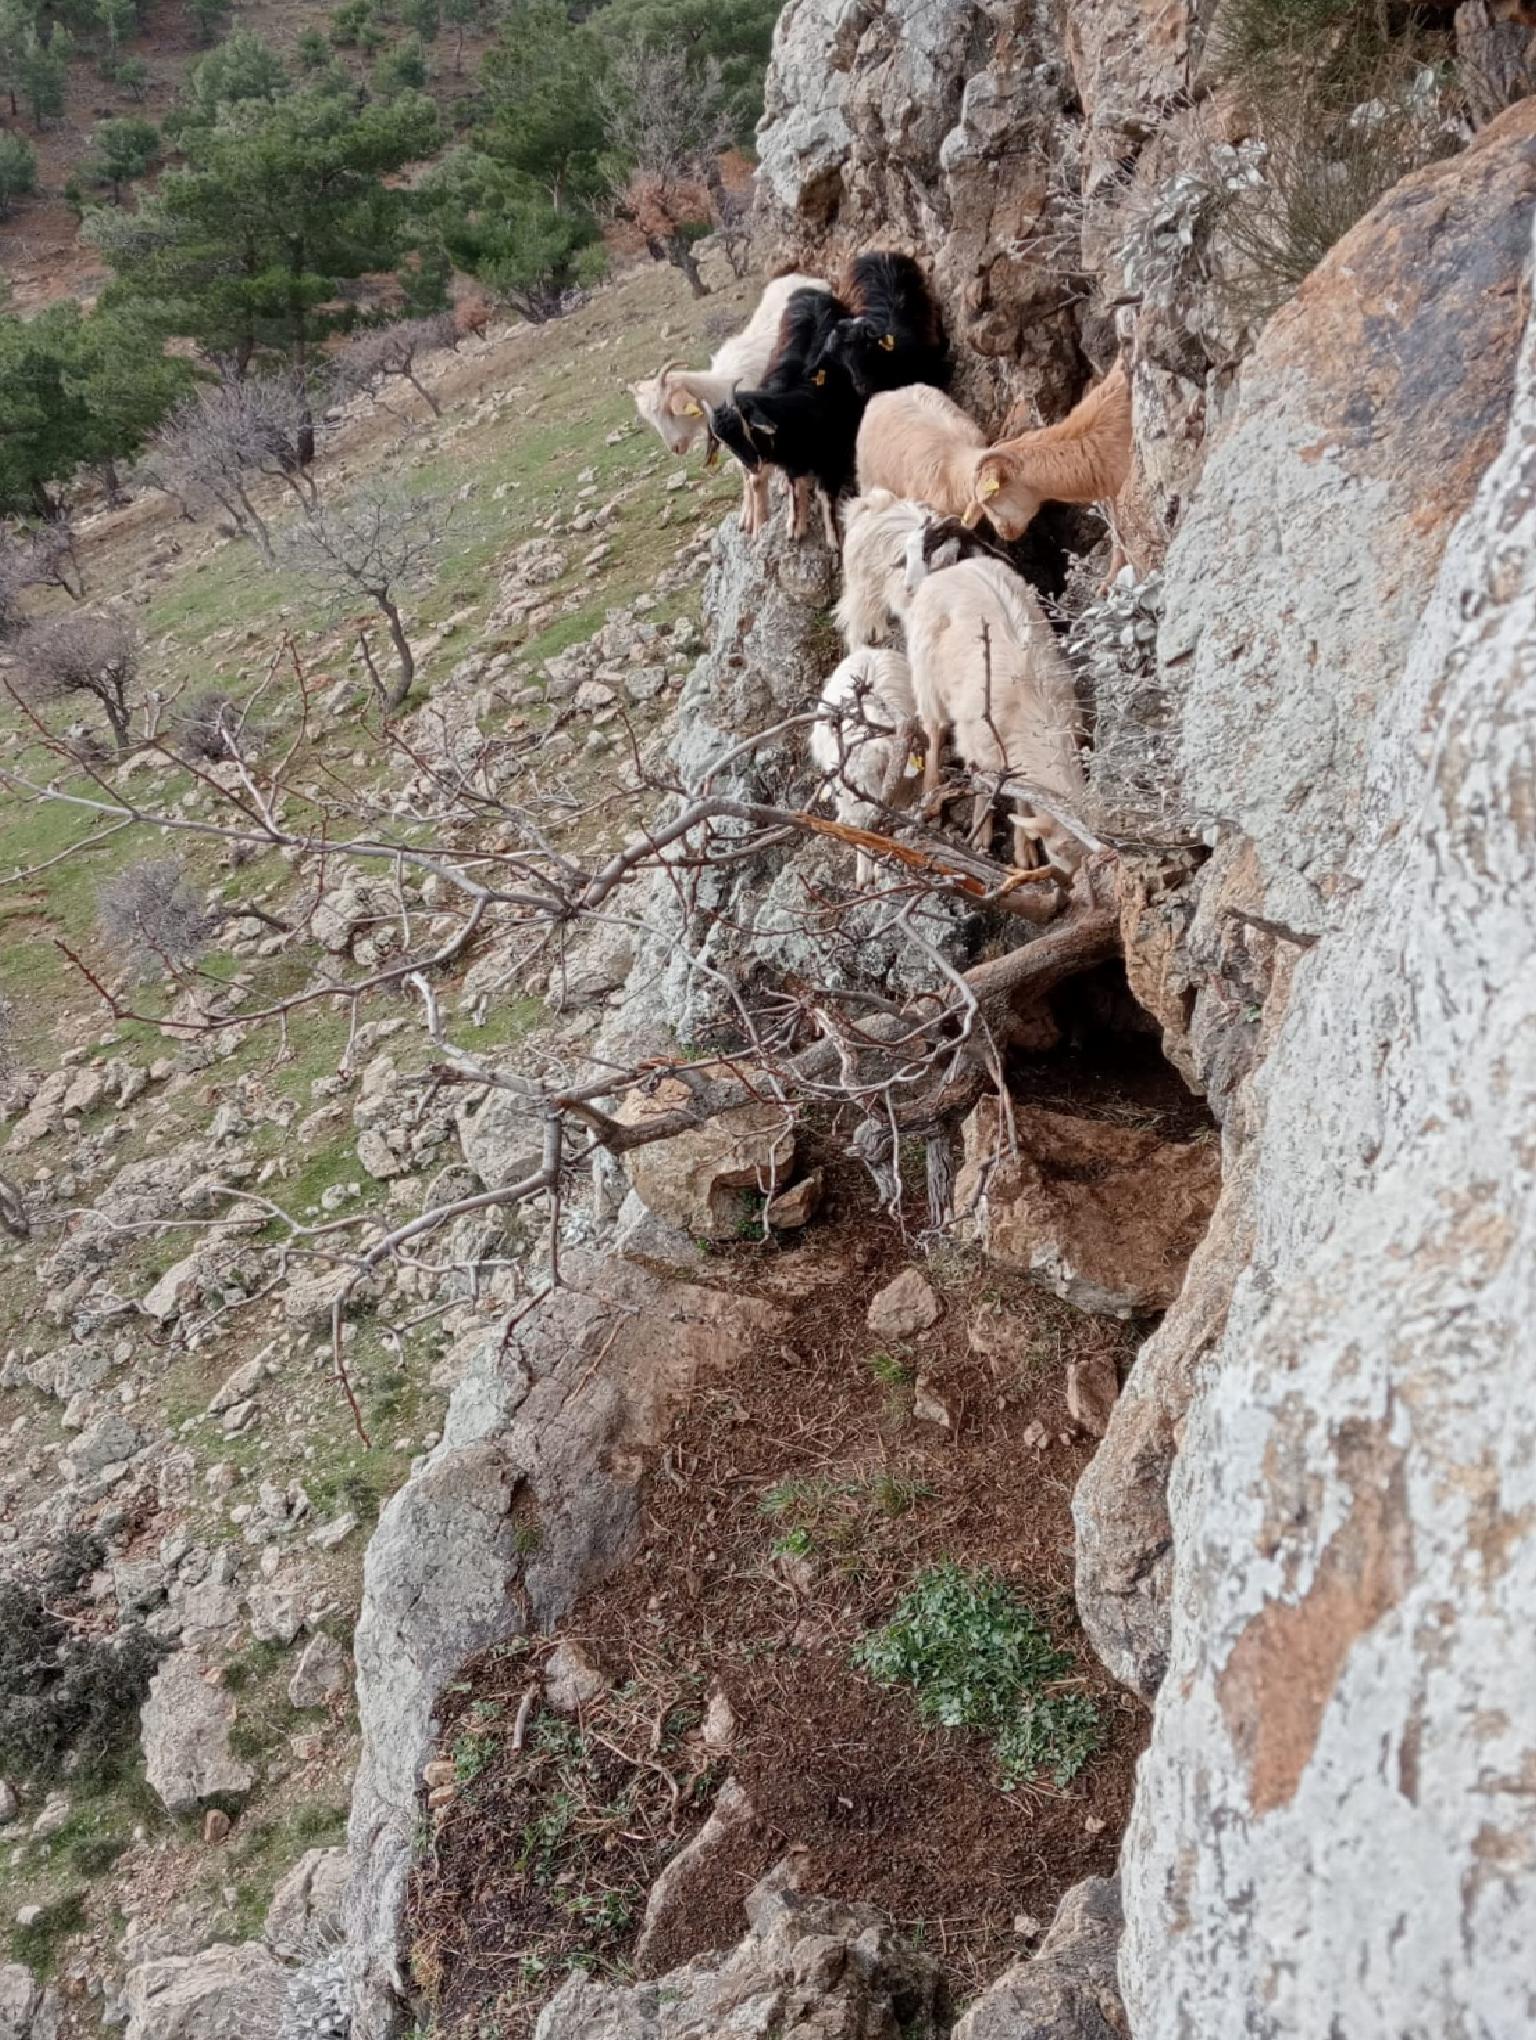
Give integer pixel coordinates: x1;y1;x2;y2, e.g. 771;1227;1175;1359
630;253;1134;887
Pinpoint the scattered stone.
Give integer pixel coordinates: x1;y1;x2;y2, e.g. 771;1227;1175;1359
0;1782;15;1824
202;1809;230;1845
307;1511;358;1551
140;1652;255;1815
208;1358;264;1415
66;1409;143;1475
766;1171;823;1230
701;1688;736;1755
30;1792;70;1839
140;1253;204;1322
912;1374;953;1428
866;1268;941;1339
356;1129;407;1180
1066;1352;1122;1439
544;1640;610;1716
288;1632;348;1710
246;1583;303;1646
620;1081;796;1239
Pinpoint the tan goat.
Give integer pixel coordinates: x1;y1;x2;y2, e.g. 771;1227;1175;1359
854;363;1132;544
905;556;1087;872
629;270;827;534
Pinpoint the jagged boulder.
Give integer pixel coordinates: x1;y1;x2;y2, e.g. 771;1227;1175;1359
957;1099;1220;1317
620;1080;796;1238
954;1877;1125;2039
535;1864;945;2039
124;1942;287;2040
140;1652;254;1815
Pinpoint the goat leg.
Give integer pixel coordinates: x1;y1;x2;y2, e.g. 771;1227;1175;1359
820;490;841;551
789;474;811;541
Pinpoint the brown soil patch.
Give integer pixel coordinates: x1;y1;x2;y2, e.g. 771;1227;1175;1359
407;1151;1154;2037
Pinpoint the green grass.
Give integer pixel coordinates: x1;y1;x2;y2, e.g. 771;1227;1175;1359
853;1563;1105;1789
8;1891;87;1976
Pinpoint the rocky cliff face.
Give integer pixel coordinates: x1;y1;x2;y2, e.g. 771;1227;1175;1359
752;7;1536;2035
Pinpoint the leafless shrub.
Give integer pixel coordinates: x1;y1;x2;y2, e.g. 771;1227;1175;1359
1212;67;1464;323
335;313;459;418
599;42;733;298
14;610;140;753
281;487;449;711
151;377;322;562
174;689;256;763
97;858;214;979
0;526;84;638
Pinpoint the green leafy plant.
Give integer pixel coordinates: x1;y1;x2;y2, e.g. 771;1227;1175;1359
853;1562;1102;1787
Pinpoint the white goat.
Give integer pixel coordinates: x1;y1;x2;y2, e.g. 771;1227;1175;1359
629;271;827;534
905;556;1087;872
835;488;963;651
855;384;987;517
809;647;918;888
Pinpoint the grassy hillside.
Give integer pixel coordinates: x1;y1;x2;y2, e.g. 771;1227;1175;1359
0;254;744;1991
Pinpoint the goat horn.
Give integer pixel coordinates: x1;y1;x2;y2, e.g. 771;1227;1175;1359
656;358;685;383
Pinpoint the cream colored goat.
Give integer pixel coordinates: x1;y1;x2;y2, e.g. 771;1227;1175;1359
855;363;1132;542
629;271;826;534
905;556;1087;871
809;647;918;887
835;488;963;651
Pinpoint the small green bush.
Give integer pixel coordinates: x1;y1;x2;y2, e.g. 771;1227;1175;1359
854;1562;1103;1788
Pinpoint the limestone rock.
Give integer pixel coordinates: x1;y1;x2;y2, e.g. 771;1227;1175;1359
288;1632;348;1710
620;1080;795;1239
540;1863;943;2038
543;1640;610;1716
124;1942;287;2040
140;1653;254;1815
455;1084;544;1191
1088;109;1536;2040
633;1777;756;1974
865;1267;940;1339
954;1876;1125;2040
0;1962;57;2040
265;1848;350;1964
766;1170;823;1230
1160;103;1536;939
958;1099;1218;1318
1065;1354;1121;1440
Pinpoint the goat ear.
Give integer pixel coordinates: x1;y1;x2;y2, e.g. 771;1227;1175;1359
667;390;703;418
740;399;777;437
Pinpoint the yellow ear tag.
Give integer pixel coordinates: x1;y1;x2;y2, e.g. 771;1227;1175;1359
813;369;826;387
905;750;924;777
980;474;1002;500
960;501;985;529
879;333;896;352
683;401;703;417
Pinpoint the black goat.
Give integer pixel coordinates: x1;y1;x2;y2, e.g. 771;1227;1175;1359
709;286;862;549
813;252;949;401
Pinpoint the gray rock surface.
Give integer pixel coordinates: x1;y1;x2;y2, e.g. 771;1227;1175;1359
536;1863;943;2039
124;1941;288;2040
265;1847;350;1964
1100;136;1536;2040
953;1878;1125;2039
140;1652;255;1815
